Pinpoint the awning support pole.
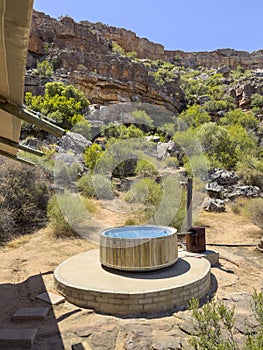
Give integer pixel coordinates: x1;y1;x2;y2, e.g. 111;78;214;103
0;149;35;166
0;101;65;137
0;135;44;157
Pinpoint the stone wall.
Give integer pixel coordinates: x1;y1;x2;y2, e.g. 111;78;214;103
55;266;210;315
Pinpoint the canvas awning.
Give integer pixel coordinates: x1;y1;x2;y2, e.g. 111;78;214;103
0;0;64;164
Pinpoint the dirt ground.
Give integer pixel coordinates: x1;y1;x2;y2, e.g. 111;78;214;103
0;203;262;349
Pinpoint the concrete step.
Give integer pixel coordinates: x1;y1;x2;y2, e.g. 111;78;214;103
12;307;49;321
37;291;65;305
0;328;37;349
72;341;93;350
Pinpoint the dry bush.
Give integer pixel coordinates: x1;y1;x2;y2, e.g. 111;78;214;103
245;198;263;229
0;158;50;242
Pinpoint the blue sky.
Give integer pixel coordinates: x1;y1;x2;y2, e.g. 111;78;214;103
34;0;262;52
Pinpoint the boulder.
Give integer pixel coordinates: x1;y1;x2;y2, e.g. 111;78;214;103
205;182;224;199
216;65;231;76
59;132;92;154
209;169;239;186
157;141;185;164
203;197;226;212
157;142;169;160
145;135;160;143
227;185;261;199
198;95;211;105
152;335;183;350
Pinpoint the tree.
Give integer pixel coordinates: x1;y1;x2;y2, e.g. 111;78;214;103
131;110;154;132
251;93;263;108
179;105;211;129
84;144;103;171
36;60;53;78
72;119;91;140
173;129;203;157
196;122;237;169
227;124;257;156
219;109;258;130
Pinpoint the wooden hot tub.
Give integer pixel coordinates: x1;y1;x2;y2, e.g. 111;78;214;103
99;225;178;271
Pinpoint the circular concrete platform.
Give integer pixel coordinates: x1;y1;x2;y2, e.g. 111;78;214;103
54;249;211;315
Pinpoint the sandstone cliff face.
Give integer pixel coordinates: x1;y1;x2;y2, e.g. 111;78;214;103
57;16;263;70
26;11;183;113
26;11;263;113
166;49;263;70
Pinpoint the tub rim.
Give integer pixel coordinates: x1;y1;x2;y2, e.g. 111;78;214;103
100;225;177;240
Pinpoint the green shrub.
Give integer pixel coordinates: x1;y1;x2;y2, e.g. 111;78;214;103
203;99;235;113
92;175;115;200
77;173;96;198
119;125;144;139
148;61;176;86
189;297;238;349
72;119;91;140
81;197;98;214
126;51;137;58
36;60;53;78
179;105;211;129
231;66;252;80
219;109;259;130
189;290;263;350
54;161;80;186
24;82;90;129
131;110;154;131
196;122;237;169
111;41;126;55
84;144;103;171
163;157;179;168
103;125;144;140
173;129;203;157
180;73;209;105
125;178;162;206
47;194;86;237
227;124;257;156
125;218;137;225
250;93;263;109
135;158;158;176
158;122;176;137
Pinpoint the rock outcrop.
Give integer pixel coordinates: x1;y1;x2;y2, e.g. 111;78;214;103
32;13;263;70
165;49;263;70
26;11;183;113
206;169;262;203
26;11;263;114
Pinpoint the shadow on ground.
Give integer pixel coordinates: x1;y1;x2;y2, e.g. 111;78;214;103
0;273;65;349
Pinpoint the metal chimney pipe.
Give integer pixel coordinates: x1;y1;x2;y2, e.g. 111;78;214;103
187;177;193;229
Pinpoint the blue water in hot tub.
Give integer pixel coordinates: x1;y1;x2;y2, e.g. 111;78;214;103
102;226;174;239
